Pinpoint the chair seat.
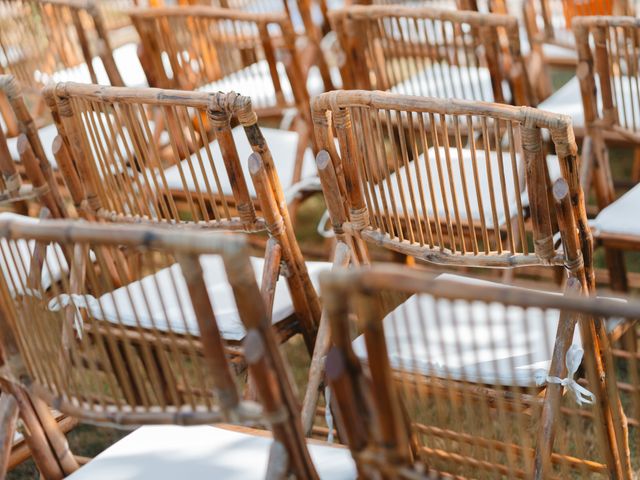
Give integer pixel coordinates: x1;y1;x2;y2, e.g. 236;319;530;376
0;212;67;294
61;255;330;341
65;425;356;480
375;146;559;229
352;273;621;387
161;125;318;199
538;75;640;132
390;64;502;102
592;184;640;238
197;59;340;110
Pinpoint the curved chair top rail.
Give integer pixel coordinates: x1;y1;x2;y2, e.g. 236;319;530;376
128;5;291;25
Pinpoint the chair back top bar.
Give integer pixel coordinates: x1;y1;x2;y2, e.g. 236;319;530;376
321;264;640;478
312;90;591;277
331;5;535;106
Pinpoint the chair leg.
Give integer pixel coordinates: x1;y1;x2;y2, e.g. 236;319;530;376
0;393;19;479
605;247;628;292
265;441;288;480
632;146;640;183
301;242;351;436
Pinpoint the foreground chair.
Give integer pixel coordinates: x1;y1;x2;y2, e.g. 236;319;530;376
332;5;536;106
44;83;326;353
321;264;638;478
0;218;356;479
305;89;631;473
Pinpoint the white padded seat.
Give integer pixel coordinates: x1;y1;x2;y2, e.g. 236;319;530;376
0;212;67;294
65;425;356;480
5;123;59;169
352;272;623;387
60;255;330;341
375;146;560;229
390;65;501;102
161;125;318;198
591;184;640;237
196;60;340;109
539;75;640;131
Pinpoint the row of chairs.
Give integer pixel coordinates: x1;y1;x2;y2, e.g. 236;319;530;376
1;0;640;479
0;77;637;477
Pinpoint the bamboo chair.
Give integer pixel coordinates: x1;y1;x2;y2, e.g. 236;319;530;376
0;0;126;92
545;17;640;290
0;218;356;479
44;83;327;354
305;90;632;473
321;264;638;478
200;0;338;91
330;5;537;107
0;75;71;216
130;6;322;202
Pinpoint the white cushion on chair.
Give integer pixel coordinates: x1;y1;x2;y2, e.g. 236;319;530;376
376;146;559;229
73;256;330;341
65;425;356;480
390;65;500;102
538;75;640;131
108;43;148;88
591;184;640;237
5;123;59;169
351;273;580;387
161;125;317;198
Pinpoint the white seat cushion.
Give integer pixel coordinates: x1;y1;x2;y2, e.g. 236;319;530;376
539;74;640;131
592;184;640;237
352;272;624;387
0;212;67;294
351;273;580;387
5;123;59;169
391;64;502;102
65;425;356;480
161;125;317;198
375;146;559;229
63;256;330;341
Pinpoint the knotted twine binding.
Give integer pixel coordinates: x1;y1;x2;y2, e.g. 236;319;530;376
535;344;595;406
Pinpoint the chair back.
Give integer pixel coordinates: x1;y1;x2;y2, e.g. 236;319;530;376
574;16;640;204
523;0;636;57
0;218;320;478
130;6;309;116
313;90;592;283
45;83;321;349
331;5;535;105
322;264;638;478
0;0;123;93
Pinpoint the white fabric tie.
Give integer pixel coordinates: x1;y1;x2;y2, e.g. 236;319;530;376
324;386;334;443
535;344;595;406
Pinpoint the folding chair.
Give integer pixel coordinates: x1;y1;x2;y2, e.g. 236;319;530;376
304;89;631;473
130;6;322;203
0;218;356;479
322;264;638;478
331;5;537;106
44;83;327;353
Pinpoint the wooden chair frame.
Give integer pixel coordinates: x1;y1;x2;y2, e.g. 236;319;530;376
0;75;69;218
0;219;320;479
573;15;640;292
43;82;321;352
331;5;537;106
304;89;631;475
321;264;640;478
